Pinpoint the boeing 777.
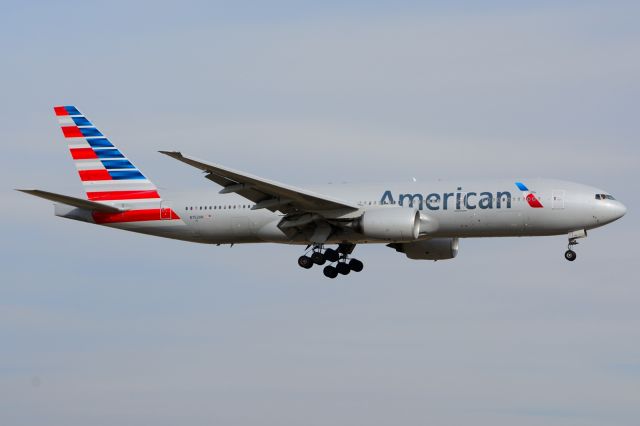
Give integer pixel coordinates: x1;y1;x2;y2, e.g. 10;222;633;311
19;106;627;278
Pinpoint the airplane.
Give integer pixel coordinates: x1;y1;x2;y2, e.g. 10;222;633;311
18;106;627;278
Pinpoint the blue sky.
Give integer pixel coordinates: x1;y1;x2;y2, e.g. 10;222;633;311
1;1;639;425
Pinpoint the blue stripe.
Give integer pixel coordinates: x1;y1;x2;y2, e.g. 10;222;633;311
80;127;103;137
64;106;81;116
101;159;135;169
72;116;92;126
515;182;528;191
109;170;145;180
94;148;124;159
86;138;113;148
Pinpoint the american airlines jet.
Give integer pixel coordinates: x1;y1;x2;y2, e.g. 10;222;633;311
20;106;627;278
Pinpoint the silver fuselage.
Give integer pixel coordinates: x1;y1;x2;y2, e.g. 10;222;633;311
59;178;625;245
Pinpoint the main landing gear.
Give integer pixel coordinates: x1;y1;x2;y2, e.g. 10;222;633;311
297;243;364;278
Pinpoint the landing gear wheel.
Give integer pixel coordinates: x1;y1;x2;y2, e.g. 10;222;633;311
323;265;338;278
311;251;326;265
298;255;313;269
336;262;351;275
348;259;364;272
324;248;340;262
564;250;577;261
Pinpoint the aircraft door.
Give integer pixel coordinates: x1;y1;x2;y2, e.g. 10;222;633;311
552;190;565;209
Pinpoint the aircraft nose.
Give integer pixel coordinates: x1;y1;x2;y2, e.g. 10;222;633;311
615;202;627;219
599;200;627;223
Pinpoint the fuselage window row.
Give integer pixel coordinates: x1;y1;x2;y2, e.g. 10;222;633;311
185;204;256;211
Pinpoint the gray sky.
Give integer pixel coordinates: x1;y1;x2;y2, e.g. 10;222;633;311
1;1;639;425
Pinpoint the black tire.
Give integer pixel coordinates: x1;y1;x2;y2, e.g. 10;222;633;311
324;248;340;262
298;255;313;269
564;250;577;261
336;262;351;275
311;251;326;265
323;265;338;278
348;258;364;272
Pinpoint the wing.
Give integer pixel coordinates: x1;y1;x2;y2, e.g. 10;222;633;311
159;151;358;214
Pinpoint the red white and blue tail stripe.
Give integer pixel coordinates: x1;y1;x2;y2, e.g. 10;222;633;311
54;106;180;223
55;105;161;202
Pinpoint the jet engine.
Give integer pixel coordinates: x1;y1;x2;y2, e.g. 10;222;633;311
388;238;459;260
356;207;421;241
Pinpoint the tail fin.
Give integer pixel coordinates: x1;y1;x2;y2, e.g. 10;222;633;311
54;106;160;203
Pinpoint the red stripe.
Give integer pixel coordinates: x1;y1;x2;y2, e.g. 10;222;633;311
92;208;180;224
526;195;544;208
70;148;98;160
61;126;83;138
86;190;161;201
79;169;112;181
54;106;69;116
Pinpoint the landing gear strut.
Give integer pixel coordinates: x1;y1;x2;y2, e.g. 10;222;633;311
298;243;364;278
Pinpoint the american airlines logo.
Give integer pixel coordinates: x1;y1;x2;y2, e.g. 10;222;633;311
379;182;544;211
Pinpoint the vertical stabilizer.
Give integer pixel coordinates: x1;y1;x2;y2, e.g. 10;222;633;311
54;105;160;204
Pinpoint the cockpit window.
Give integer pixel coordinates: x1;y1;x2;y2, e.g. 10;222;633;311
595;193;616;200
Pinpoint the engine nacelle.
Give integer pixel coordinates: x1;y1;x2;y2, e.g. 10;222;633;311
357;208;420;241
388;238;459;260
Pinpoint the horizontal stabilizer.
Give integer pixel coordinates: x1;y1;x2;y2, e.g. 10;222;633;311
17;189;123;213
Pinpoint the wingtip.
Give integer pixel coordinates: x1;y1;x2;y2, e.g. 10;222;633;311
158;150;182;158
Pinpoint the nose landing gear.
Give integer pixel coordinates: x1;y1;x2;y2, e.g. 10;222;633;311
564;248;577;261
564;238;578;262
563;230;587;262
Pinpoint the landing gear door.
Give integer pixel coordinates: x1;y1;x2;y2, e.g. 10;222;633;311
552;190;565;209
160;201;173;220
